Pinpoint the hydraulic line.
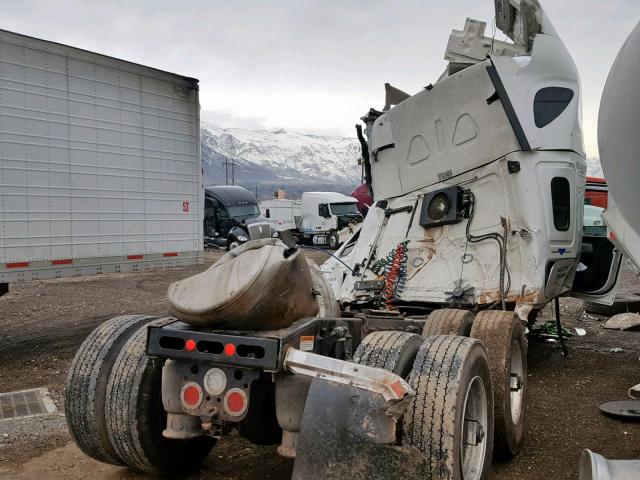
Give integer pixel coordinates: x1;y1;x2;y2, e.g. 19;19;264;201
301;245;360;276
465;191;511;308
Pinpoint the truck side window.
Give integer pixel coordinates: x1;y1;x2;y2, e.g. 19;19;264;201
551;177;570;231
318;204;330;218
204;199;215;220
534;87;574;128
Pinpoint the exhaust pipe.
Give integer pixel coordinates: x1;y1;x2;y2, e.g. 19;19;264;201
579;449;640;480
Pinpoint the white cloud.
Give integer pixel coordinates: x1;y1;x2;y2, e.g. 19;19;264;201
0;0;637;143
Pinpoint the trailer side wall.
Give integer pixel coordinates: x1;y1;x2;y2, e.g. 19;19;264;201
0;29;203;282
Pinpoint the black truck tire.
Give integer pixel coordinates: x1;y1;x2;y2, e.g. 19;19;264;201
105;318;215;474
470;311;527;458
422;308;474;337
403;335;494;480
65;314;158;465
227;237;241;251
237;377;282;445
327;231;340;250
353;331;423;378
584;298;640;316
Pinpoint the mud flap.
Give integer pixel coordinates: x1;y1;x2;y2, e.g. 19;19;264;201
292;378;427;480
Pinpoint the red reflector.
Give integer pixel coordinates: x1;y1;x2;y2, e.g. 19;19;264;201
6;262;29;268
127;254;143;260
609;231;618;241
226;391;245;413
52;259;72;265
185;339;197;352
224;343;236;356
163;252;178;257
390;381;407;399
181;383;202;408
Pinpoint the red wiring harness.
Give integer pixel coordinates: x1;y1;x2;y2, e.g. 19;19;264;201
383;242;408;311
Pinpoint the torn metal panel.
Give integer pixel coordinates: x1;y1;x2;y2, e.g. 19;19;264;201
444;18;525;67
383;83;411;111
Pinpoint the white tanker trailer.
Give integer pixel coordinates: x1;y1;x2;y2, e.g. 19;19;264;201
578;17;640;480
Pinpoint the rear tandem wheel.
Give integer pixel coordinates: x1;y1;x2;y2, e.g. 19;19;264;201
422;308;474;337
403;335;494;480
105;317;215;474
353;330;423;377
470;310;527;458
355;331;494;479
65;315;158;465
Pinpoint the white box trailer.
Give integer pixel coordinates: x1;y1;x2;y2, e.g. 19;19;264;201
260;198;301;231
0;29;203;288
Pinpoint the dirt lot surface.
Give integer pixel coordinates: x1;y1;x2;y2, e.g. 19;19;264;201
1;249;639;479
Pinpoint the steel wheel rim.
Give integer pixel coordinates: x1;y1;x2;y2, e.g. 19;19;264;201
329;236;337;248
460;375;488;480
510;341;524;424
229;241;240;250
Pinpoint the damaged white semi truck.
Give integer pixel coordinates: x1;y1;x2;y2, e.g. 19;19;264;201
66;1;623;479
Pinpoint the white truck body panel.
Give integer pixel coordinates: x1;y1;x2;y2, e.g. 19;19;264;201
0;29;203;282
599;20;640;272
260;199;301;231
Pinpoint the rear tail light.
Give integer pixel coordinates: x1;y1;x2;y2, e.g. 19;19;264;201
223;388;247;417
181;382;203;408
185;339;197;352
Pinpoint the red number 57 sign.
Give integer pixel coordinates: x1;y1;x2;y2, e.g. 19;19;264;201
182;201;190;213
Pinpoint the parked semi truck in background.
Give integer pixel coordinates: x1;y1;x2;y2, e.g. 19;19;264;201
204;185;272;250
260;191;362;249
0;29;203;296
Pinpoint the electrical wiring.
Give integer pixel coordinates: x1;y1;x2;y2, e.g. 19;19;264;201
465;191;511;308
371;241;409;311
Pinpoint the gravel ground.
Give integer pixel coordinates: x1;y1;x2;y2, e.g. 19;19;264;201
0;248;639;479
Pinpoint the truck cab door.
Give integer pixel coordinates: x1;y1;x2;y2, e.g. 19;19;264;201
317;204;334;232
204;198;216;237
568;212;623;305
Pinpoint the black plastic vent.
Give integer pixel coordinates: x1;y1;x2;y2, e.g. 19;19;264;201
551;177;571;231
534;87;574;128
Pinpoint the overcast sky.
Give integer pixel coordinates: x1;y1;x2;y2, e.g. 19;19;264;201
1;0;637;152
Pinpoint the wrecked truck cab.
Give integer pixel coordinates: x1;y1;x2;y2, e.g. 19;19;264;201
327;0;620;317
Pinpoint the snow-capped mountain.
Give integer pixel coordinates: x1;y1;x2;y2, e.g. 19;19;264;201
199;123;608;200
201;124;362;194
